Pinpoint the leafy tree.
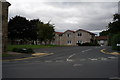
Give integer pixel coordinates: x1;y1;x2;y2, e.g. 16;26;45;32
107;13;120;46
108;14;120;34
111;34;120;51
37;21;55;45
46;22;55;44
29;19;39;45
113;14;120;21
99;30;109;36
8;15;55;45
8;16;30;44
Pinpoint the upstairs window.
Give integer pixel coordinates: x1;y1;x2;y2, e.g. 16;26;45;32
78;33;82;36
67;34;71;37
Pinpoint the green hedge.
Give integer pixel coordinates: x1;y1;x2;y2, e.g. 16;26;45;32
77;42;100;46
111;33;120;51
12;48;35;54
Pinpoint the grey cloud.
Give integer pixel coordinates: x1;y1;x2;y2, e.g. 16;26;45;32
8;0;118;35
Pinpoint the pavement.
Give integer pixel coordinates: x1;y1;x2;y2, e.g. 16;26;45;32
100;47;120;55
2;52;53;61
2;46;120;78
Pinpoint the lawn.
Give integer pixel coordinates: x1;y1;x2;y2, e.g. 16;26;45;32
1;53;13;57
7;45;67;51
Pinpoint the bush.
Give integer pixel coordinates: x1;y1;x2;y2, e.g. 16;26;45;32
77;42;99;46
111;33;120;51
12;48;35;53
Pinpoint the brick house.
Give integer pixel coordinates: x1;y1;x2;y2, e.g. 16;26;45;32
54;29;96;46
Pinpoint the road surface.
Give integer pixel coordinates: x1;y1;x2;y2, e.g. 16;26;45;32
2;46;120;78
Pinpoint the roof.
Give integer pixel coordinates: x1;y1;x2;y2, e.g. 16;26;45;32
96;36;108;40
76;29;96;35
56;29;96;35
64;30;75;33
55;32;64;35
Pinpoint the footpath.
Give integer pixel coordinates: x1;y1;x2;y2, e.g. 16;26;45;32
101;47;120;55
2;52;54;61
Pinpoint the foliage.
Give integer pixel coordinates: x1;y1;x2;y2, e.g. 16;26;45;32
29;19;40;44
99;30;109;36
2;54;12;57
8;15;55;45
108;13;120;34
77;42;100;46
111;33;120;51
37;21;55;45
7;45;67;51
8;16;30;44
12;48;35;53
107;13;120;46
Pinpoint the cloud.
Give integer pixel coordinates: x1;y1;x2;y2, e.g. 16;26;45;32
7;0;118;34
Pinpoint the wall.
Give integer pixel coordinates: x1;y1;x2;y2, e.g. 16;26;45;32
98;40;108;46
54;30;95;46
60;31;75;45
1;1;10;53
0;1;2;54
75;30;92;44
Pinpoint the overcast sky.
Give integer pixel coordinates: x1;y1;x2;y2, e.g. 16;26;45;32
7;0;119;35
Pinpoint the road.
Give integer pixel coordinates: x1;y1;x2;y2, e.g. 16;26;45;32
2;46;120;78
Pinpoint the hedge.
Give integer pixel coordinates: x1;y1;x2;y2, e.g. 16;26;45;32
12;48;35;54
111;33;120;51
77;42;100;46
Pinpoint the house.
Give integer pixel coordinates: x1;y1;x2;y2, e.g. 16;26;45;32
54;32;63;45
54;29;96;46
96;36;108;46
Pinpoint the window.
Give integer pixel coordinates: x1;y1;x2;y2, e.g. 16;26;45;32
67;40;72;44
78;33;82;36
67;34;71;37
77;40;82;43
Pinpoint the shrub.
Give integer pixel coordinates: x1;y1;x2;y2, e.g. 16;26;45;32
111;33;120;51
12;48;35;53
77;42;100;46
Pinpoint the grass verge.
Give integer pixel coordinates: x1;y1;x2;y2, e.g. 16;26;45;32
1;54;13;57
7;45;68;51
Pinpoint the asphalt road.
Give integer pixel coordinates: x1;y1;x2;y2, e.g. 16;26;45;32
2;46;120;78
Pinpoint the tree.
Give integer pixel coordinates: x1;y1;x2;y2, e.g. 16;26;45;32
29;19;40;45
108;14;120;34
37;21;55;45
46;22;55;44
8;16;30;44
99;30;109;36
113;14;120;21
107;13;120;46
8;15;55;45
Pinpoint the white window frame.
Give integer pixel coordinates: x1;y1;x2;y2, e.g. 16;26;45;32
77;33;82;36
67;40;72;44
77;40;82;44
67;34;71;37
